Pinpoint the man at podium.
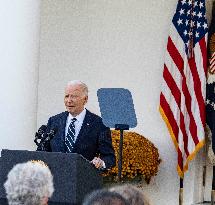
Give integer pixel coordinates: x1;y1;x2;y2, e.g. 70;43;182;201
38;80;115;170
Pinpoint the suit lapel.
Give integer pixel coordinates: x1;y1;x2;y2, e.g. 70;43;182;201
58;112;69;140
75;110;93;144
50;111;68;152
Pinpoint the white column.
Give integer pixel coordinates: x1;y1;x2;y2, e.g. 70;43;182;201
0;1;41;151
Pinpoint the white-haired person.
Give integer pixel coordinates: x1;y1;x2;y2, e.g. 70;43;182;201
109;184;151;205
82;188;129;205
4;161;54;205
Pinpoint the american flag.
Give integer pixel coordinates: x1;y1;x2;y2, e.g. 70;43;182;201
159;0;208;177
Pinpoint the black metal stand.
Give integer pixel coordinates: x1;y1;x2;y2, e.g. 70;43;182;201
179;178;183;205
34;133;47;151
211;166;215;205
36;141;47;151
115;124;129;182
36;137;51;151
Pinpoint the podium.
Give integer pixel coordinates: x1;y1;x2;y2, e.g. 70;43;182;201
0;149;103;205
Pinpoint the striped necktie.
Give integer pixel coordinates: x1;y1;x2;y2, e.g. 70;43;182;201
65;118;77;152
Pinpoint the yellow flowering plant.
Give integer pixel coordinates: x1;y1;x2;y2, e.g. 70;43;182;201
103;130;161;184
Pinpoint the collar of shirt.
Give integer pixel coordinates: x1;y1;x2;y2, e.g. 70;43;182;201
68;108;86;124
65;109;86;139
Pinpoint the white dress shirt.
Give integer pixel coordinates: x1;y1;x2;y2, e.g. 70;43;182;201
65;109;86;142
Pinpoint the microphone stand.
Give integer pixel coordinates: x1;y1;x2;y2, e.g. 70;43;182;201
37;134;49;151
37;139;46;151
115;124;129;182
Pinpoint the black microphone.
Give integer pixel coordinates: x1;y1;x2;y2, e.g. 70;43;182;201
37;125;47;137
34;125;47;146
41;127;58;143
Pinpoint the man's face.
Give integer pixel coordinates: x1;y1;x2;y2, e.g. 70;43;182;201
64;84;88;116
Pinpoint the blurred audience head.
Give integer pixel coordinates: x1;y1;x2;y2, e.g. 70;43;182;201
109;184;151;205
82;188;129;205
4;161;54;205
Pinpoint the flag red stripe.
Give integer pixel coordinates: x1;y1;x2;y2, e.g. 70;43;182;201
199;37;207;75
182;76;199;145
180;112;189;156
163;64;181;106
163;65;189;155
188;56;205;127
167;37;184;75
160;93;179;142
167;37;199;145
177;147;183;172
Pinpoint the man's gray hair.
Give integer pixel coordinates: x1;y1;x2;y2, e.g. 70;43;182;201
66;80;88;96
109;184;151;205
4;161;54;205
82;188;129;205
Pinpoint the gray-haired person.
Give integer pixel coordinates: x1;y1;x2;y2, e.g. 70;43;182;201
4;161;54;205
109;184;151;205
82;189;129;205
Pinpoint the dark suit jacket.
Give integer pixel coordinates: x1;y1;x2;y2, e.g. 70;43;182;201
43;109;115;169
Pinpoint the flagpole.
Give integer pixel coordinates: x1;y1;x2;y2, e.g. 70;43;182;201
207;1;215;204
179;178;183;205
212;166;215;205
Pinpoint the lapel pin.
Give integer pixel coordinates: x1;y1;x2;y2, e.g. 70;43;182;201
87;123;90;126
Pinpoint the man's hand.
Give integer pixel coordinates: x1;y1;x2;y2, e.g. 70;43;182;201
91;157;105;169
